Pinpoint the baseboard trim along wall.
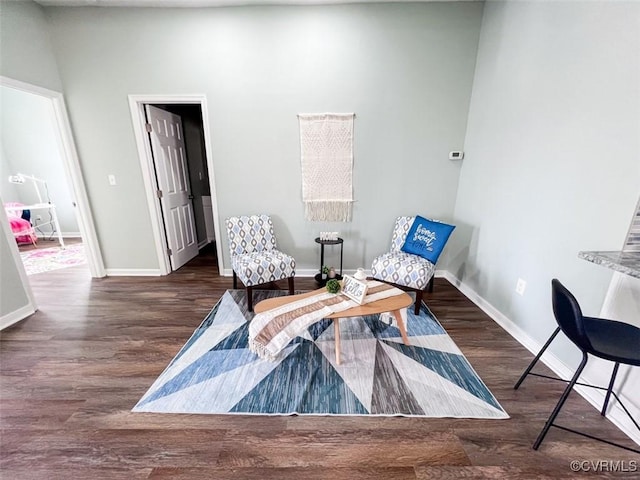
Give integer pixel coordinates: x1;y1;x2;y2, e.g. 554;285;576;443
221;269;449;278
105;269;162;276
1;304;37;331
442;270;640;447
34;232;82;239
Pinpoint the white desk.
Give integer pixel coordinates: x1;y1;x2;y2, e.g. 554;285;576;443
5;203;65;248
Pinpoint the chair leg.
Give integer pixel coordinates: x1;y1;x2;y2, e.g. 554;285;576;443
533;353;589;450
414;289;422;315
246;286;253;312
232;271;238;290
427;277;434;293
288;277;295;295
514;326;561;390
601;362;620;417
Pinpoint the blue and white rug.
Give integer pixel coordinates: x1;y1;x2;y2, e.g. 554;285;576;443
133;290;508;418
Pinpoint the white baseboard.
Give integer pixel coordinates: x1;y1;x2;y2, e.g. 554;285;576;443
1;304;37;331
198;239;211;249
442;270;640;447
222;268;449;279
222;268;368;278
34;232;81;239
105;268;162;276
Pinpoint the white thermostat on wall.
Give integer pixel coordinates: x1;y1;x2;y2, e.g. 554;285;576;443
449;151;464;160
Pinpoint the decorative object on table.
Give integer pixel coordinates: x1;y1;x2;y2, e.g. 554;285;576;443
328;266;336;278
371;215;455;314
341;275;368;305
225;214;296;311
319;231;339;241
325;278;341;294
298;113;354;222
514;279;640;454
354;268;367;281
133;289;508;419
321;265;329;280
20;243;86;276
314;236;344;286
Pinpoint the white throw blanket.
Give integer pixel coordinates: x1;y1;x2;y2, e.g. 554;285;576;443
298;113;354;222
249;281;403;361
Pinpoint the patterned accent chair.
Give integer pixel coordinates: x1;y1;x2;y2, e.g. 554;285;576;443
371;216;436;315
226;214;296;312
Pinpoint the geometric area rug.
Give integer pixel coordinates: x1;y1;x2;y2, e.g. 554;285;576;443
133;290;509;419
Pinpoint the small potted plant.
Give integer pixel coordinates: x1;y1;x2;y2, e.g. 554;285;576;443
326;279;341;294
321;265;329;280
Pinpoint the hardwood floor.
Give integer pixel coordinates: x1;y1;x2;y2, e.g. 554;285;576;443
2;244;638;479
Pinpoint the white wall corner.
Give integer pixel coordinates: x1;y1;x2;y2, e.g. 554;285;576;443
442;270;640;448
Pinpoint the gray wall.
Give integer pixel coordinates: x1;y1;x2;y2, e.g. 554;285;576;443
0;0;63;92
1;85;79;236
0;0;64;323
44;3;483;272
451;1;640;367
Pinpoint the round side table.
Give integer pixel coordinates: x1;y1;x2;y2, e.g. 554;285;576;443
314;237;344;286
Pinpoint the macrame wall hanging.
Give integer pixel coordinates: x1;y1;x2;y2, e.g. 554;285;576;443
298;113;355;222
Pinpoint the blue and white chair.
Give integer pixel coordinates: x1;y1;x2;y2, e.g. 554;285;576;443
371;216;436;315
226;214;296;312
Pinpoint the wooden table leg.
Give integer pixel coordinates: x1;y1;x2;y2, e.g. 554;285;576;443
393;309;410;345
334;319;341;365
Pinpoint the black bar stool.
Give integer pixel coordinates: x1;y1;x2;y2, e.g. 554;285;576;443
514;278;640;454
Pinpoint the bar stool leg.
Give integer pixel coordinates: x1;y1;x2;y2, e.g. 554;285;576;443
514;326;561;390
601;362;620;417
533;353;588;450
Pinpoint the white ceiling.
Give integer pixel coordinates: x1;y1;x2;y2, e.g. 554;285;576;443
34;0;480;7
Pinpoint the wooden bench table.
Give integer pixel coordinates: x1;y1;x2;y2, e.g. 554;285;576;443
254;287;413;365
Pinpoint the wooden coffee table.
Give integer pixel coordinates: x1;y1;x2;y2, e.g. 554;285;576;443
254;288;413;365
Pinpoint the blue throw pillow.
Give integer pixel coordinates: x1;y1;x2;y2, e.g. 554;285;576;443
401;215;455;264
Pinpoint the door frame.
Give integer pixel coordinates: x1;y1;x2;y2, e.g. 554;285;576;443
0;75;106;279
128;94;223;275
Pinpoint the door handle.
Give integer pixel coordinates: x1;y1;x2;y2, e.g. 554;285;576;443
188;195;194;200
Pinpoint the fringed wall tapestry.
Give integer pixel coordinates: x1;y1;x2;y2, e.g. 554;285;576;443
298;113;355;222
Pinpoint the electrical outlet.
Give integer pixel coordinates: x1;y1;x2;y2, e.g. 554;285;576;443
516;278;527;296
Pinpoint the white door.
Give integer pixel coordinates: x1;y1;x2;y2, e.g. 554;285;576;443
145;105;198;271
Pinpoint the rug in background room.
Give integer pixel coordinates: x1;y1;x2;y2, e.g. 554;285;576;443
20;243;86;275
133;290;509;418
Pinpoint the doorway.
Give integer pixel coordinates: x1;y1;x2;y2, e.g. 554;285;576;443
0;76;106;327
128;95;223;275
